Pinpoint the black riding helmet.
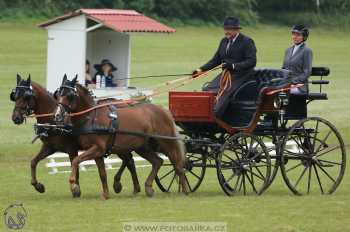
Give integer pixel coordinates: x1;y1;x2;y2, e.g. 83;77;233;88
291;24;309;41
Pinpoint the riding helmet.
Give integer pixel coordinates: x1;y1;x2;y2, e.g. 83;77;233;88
291;24;309;41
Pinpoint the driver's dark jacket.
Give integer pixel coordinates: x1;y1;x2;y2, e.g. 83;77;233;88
200;33;257;119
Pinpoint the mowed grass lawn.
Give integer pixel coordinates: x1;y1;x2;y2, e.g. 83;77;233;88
0;22;349;232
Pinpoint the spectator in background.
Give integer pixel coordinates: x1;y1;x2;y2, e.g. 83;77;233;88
94;59;118;88
85;59;94;87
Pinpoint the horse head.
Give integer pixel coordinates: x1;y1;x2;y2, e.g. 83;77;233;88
11;74;36;124
54;74;96;124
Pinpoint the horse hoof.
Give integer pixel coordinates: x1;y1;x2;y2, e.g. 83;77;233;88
71;184;81;198
113;181;122;194
145;186;154;197
101;192;109;200
133;186;141;195
34;183;45;193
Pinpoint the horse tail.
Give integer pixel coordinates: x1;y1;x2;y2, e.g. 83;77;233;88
163;108;186;167
173;121;186;166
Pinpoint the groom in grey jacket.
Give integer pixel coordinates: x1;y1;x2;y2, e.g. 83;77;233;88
282;24;313;94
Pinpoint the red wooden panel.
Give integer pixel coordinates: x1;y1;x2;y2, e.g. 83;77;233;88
169;91;216;122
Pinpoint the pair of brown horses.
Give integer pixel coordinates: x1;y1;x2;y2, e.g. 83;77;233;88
11;74;188;199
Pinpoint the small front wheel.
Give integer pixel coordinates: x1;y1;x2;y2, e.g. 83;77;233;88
155;152;206;193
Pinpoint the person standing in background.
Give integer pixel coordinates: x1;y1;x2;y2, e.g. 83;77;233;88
85;60;94;87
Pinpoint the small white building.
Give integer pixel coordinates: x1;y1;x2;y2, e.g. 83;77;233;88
39;9;175;98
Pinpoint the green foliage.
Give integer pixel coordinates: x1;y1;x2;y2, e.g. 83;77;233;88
257;0;350;13
0;0;349;27
256;0;350;28
260;11;350;30
0;0;258;25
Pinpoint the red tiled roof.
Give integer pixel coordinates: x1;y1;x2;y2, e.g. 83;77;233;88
38;9;176;33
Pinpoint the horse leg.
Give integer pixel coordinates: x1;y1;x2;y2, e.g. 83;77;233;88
70;145;104;198
114;153;141;194
30;144;54;193
169;154;189;195
113;155;128;194
68;150;80;197
126;154;141;194
160;142;189;195
136;150;163;197
95;157;109;200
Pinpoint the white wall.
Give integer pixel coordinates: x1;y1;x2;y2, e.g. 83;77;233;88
86;29;130;87
45;15;86;91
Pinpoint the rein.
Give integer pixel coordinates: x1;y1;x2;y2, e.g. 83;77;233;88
115;73;193;81
26;99;137;119
26;64;223;119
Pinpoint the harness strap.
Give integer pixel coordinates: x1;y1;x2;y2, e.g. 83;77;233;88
26;100;136;119
105;105;118;157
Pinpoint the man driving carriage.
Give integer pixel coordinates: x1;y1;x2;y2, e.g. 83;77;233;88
192;17;257;121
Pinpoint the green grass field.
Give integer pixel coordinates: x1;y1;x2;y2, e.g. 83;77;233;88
0;22;349;232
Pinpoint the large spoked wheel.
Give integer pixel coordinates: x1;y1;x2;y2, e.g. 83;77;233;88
280;117;346;195
155;152;207;193
216;133;271;196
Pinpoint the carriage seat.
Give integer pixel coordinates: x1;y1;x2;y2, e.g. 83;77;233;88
307;93;328;100
255;68;291;89
222;69;292;128
307;67;330;101
311;67;330;76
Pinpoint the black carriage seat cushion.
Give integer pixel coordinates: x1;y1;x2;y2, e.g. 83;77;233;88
255;69;292;90
224;81;259;128
311;67;330;76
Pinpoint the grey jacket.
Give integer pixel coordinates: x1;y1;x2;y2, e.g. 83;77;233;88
282;43;313;94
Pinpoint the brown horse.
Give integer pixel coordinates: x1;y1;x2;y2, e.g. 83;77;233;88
53;75;188;199
11;74;141;197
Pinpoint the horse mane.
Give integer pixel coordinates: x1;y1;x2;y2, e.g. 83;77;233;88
31;81;56;101
76;83;95;105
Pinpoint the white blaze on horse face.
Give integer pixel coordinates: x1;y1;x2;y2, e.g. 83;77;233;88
54;104;64;123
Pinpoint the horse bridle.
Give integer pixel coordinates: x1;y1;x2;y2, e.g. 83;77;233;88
54;84;78;114
10;85;36;116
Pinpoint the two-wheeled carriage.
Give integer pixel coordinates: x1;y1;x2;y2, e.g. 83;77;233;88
155;67;346;196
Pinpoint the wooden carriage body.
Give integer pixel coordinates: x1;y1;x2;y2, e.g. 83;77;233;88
169;67;330;135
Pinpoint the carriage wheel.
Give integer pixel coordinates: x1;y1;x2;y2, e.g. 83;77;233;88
280;117;346;195
257;135;280;190
155;152;207;193
216;133;271;196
